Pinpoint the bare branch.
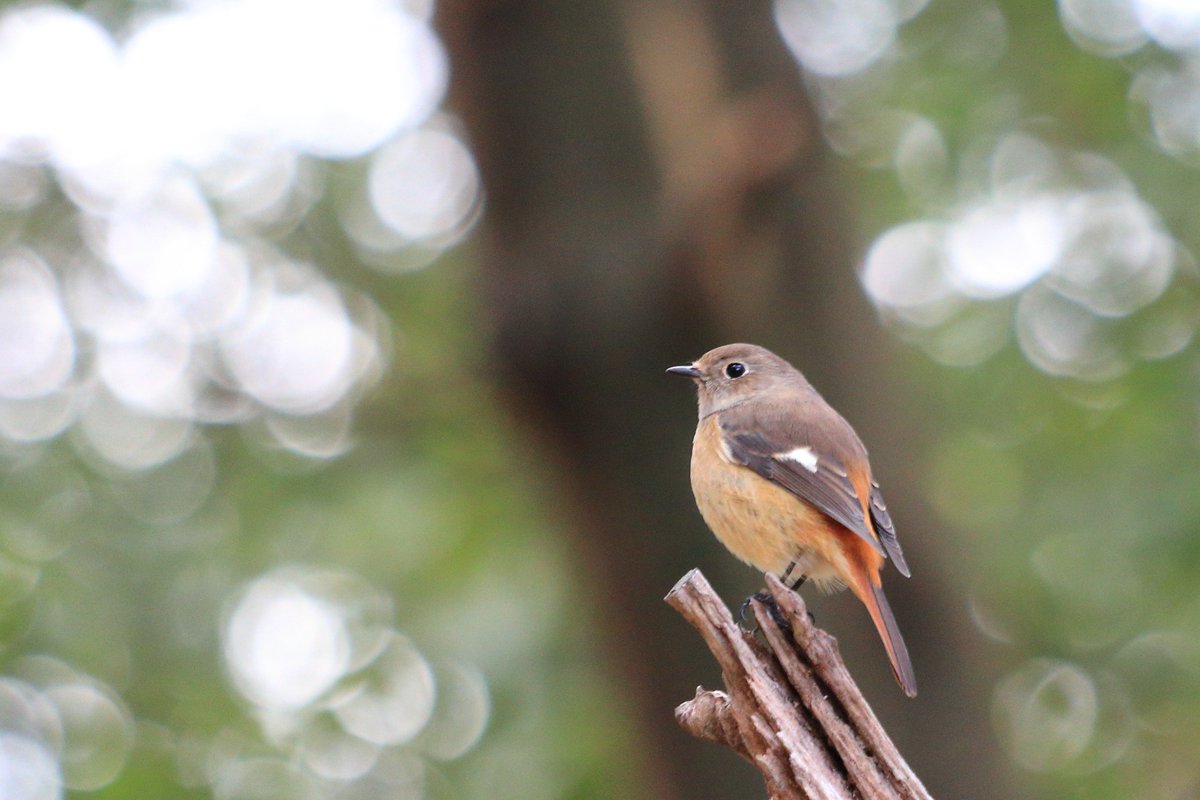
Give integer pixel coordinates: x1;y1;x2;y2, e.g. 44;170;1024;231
666;569;933;800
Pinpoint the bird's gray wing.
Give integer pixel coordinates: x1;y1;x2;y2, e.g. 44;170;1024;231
718;404;887;559
868;481;909;577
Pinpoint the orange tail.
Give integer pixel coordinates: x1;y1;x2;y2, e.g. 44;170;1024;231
850;570;917;697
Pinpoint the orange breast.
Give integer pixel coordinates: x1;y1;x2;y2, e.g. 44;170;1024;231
689;416;852;587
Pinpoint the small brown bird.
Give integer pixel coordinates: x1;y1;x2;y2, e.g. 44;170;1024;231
668;343;916;697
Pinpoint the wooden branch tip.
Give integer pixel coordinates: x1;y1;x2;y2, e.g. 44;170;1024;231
667;569;932;800
675;688;747;755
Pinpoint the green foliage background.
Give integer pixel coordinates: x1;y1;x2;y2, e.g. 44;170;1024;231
1;1;1199;799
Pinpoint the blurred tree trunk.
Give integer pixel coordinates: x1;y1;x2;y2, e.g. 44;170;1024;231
438;1;1009;797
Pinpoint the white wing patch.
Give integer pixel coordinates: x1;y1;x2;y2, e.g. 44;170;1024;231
778;446;819;473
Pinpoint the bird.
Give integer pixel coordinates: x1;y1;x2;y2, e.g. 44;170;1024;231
667;343;916;697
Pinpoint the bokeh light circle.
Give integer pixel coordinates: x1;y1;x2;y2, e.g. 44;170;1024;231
774;0;898;77
220;274;362;415
224;572;353;711
993;659;1098;772
420;661;490;761
369;126;481;245
334;634;435;746
0;732;61;800
45;684;132;791
0;251;74;400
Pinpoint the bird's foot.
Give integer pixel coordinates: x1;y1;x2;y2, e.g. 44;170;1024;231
740;591;793;637
778;570;815;623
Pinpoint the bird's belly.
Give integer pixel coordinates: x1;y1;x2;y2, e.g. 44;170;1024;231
690;444;847;586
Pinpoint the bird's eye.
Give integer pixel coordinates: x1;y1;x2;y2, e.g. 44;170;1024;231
725;362;746;378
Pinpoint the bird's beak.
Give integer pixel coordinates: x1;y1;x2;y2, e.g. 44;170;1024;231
666;364;702;379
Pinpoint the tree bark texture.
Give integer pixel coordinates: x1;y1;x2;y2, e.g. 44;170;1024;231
667;569;932;800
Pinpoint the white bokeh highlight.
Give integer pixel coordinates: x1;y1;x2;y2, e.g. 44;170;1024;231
0;0;471;460
0;669;133;799
1059;0;1148;55
775;0;899;77
0;732;61;800
1132;0;1200;51
0;0;448;192
945;193;1067;299
0;251;74;400
225;574;353;711
369;126;481;245
218;567;489;790
0;1;489;796
863;134;1183;376
1060;0;1200;53
221;281;358;414
420;662;491;761
105;177;219;301
1063;0;1200;166
335;635;436;746
45;684;133;792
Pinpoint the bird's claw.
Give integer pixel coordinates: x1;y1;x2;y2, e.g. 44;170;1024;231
740;590;793;637
739;591;770;627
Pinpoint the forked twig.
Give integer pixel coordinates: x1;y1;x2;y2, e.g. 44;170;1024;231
665;569;932;800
